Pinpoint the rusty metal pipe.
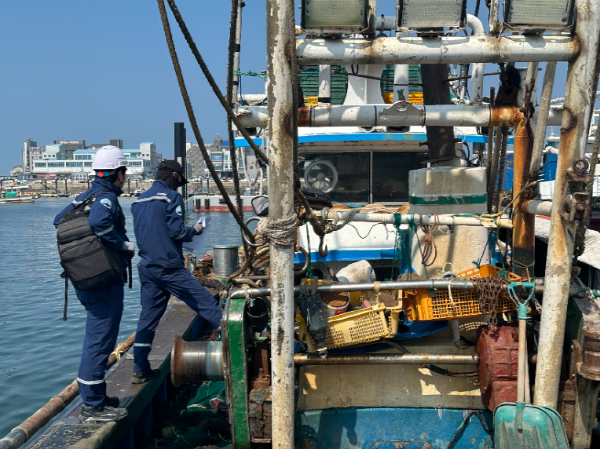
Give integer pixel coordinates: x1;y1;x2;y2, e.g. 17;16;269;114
171;336;224;386
231;280;548;299
511;109;536;280
294;353;478;366
0;332;136;449
239;104;563;129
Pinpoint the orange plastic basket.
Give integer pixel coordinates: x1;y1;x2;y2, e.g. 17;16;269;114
403;265;518;321
456;264;521;281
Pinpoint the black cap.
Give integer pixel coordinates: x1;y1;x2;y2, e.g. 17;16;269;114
158;159;188;184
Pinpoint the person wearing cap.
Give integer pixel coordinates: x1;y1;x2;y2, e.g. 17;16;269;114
53;145;133;423
130;160;222;384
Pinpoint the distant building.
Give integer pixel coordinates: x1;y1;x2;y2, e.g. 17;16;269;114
87;143;109;149
110;139;123;149
11;165;23;178
185;138;257;180
186;143;205;179
53;140;85;160
43;144;67;160
32;146;147;179
140;143;159;177
22;138;37;173
28;147;43;172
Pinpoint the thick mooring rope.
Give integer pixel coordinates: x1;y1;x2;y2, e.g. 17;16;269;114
256;215;298;248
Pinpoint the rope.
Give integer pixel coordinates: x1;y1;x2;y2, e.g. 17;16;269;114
512;259;535;281
163;0;268;165
477;180;538;222
418;214;439;267
256;215;298;248
110;340;130;362
225;0;248;258
156;0;254;240
323;208;360;233
233;70;267;79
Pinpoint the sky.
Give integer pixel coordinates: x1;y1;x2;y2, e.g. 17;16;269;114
0;0;572;175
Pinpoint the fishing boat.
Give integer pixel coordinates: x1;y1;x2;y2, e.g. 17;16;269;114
5;1;600;449
0;191;34;204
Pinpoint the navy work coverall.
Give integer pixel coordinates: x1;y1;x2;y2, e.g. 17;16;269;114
131;180;222;374
54;178;128;408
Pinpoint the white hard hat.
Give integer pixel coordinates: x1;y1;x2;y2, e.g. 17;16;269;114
92;146;128;170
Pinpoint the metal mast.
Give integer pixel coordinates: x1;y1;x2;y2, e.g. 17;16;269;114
266;0;296;447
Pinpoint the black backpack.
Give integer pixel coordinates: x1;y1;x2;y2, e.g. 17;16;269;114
56;191;130;319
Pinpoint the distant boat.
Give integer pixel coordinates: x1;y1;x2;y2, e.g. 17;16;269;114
133;188;146;197
0;192;34;204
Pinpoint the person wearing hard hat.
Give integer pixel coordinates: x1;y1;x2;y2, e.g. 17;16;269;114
130;160;222;384
54;145;133;423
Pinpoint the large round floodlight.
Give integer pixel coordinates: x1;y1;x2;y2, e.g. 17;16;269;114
304;160;338;193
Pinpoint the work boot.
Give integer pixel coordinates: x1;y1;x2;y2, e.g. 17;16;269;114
79;405;128;423
105;396;120;408
132;368;161;384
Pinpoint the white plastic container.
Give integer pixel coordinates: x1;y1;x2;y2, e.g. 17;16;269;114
409;167;487;215
408;166;490;277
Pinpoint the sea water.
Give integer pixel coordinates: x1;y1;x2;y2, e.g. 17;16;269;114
0;197;244;437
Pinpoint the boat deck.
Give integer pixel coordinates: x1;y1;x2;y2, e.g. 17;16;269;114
23;299;198;449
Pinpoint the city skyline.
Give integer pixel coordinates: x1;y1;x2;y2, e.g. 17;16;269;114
0;0;269;175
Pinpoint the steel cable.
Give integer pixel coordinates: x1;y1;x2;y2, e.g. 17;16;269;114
225;0;249;259
164;0;269;165
156;0;253;239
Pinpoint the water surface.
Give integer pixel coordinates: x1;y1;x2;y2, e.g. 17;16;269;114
0;197;243;437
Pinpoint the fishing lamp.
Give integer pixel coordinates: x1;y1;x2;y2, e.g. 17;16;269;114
301;0;376;34
504;0;575;31
396;0;467;34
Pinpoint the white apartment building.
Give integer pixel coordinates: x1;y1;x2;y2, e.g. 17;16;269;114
31;144;154;179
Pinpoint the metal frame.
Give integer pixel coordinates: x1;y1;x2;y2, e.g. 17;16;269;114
396;0;467;35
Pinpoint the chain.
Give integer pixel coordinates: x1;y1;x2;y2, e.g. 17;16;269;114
472;276;510;329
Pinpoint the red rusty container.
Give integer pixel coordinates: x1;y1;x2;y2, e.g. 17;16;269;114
476;326;519;410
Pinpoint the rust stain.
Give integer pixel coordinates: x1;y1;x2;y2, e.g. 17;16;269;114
490;106;520;127
298;107;310;127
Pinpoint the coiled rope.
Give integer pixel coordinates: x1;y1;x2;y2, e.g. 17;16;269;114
256;215;298;248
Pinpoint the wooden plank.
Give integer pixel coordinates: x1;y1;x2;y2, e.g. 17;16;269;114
24;300;198;449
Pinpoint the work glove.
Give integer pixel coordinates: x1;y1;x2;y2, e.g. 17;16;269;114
193;220;204;235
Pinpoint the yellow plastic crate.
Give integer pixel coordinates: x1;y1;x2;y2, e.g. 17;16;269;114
409;92;423;104
298;304;401;352
382;92;423;105
404;285;516;321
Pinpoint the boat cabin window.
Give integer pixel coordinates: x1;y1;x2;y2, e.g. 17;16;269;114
300;151;428;204
372;152;428;203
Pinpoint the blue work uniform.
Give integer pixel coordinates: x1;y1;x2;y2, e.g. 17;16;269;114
131;180;222;374
54;178;128;408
